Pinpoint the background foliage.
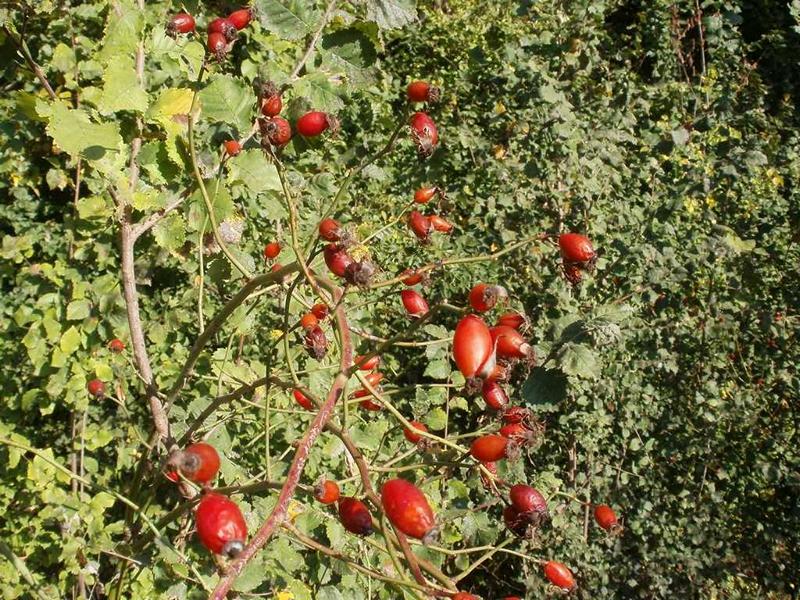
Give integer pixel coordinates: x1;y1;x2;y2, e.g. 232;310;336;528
0;0;798;598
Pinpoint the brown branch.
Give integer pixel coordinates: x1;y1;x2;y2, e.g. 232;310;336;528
131;194;188;240
3;25;57;100
209;285;354;599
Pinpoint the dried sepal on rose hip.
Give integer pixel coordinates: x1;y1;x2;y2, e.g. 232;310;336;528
303;325;327;360
165;442;221;485
207;32;229;61
410;111;439;158
344;259;377;287
407;80;441;103
314;479;340;504
469;283;509;313
260;116;292;147
208;17;237;42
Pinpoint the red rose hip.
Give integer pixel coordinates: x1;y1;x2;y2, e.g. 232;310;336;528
453;314;494;378
543;560;576;591
559;233;595;263
314;480;340;504
401;289;429;317
380;478;436;540
403;420;428;444
470;434;509;462
195;493;248;556
338;497;373;535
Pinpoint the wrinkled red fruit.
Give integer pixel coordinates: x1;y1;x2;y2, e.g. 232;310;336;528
453;315;494;378
228;8;253;30
502;406;531;424
108;338;125;353
470;434;509;462
403;420;428;444
452;593;479;600
429;214;453;233
381;478;436;540
503;504;529;537
297;111;338;137
261;116;292;146
490;325;533;360
207;32;228;59
481;380;509;410
323;244;353;278
208;17;237;41
195;493;247;556
318;218;342;241
311;303;329;320
223;140;241;156
262;94;282;117
338;497;373;535
263;241;281;259
177;442;220;484
87;379;105;397
509;484;548;520
559;233;595;264
543;560;576;591
299;313;319;330
167;12;196;35
408;210;433;242
407;81;440;103
594;504;620;531
304;325;327;360
499;422;532;443
359;398;382;411
496;311;526;330
315;480;340;504
401;289;429;317
410;112;439;157
414;186;438;204
293;389;314;410
469;283;508;313
355;354;381;371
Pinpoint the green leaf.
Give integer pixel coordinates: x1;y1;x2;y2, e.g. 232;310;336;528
51;43;77;73
46;101;122;162
59;326;82;355
66;300;91;321
227;150;281;193
291;72;344;112
98;55;149;114
558;343;601;379
98;1;143;64
321;28;378;86
521;368;567;408
423;358;450;379
199;75;252;131
153;213;187;251
147;88;194;122
366;0;417;29
255;0;317;40
76;195;112;220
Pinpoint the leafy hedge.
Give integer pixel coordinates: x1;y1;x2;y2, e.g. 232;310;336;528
0;0;798;599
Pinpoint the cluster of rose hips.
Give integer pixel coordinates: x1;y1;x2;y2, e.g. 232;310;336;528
114;20;611;590
167;7;254;61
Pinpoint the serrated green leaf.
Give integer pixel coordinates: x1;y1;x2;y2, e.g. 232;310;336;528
98;1;143;64
255;0;316;40
66;299;91;321
59;326;82;355
199;75;252;131
366;0;417;29
153;213;186;251
76;195;112;220
558;342;601;379
227;150;281;193
46;101;122;162
293;72;344;112
321;28;378;86
98;55;149;114
147;88;194;121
